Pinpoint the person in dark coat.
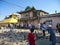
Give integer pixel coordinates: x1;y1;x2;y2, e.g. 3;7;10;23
56;23;59;32
47;25;56;45
56;23;60;35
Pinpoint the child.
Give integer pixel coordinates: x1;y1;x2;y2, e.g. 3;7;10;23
28;28;36;45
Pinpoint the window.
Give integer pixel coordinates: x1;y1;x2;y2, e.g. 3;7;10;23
25;13;30;16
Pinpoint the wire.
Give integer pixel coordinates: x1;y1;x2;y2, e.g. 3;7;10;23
0;0;25;8
22;0;34;7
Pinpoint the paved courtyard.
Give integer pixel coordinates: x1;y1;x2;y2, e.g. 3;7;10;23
0;29;60;45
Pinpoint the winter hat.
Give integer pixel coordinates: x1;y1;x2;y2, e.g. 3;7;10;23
48;25;52;27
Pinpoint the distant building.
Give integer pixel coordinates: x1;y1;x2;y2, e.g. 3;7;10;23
40;13;60;29
18;6;60;29
18;7;48;24
5;13;19;20
0;13;19;26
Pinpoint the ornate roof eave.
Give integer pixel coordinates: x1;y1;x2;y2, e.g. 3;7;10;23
40;13;60;18
18;10;35;14
36;10;49;14
18;7;36;14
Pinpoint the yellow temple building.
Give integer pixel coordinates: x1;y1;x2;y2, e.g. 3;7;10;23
0;14;19;26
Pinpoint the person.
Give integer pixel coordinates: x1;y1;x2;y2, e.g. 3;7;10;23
28;28;36;45
28;23;32;29
56;23;59;32
41;22;47;37
47;25;56;45
56;23;60;35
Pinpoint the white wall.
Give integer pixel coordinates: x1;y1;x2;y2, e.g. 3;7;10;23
40;17;60;29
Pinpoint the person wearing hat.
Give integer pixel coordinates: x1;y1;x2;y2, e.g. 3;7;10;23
47;25;56;45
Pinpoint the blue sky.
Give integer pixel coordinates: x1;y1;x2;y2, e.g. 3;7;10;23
0;0;60;20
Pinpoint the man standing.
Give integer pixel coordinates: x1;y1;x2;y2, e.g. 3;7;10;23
41;22;47;37
47;25;56;45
